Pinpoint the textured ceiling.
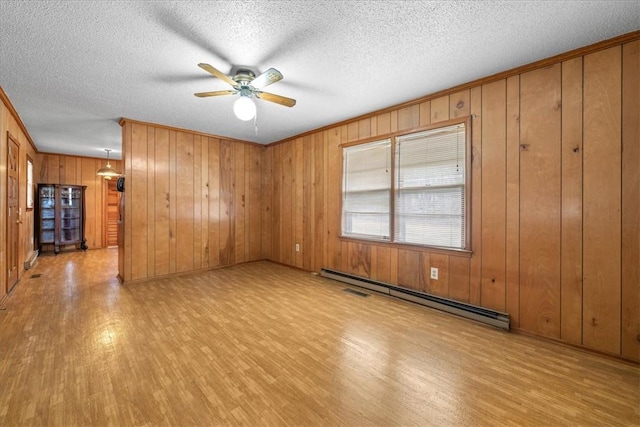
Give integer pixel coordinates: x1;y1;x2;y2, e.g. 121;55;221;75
1;1;638;160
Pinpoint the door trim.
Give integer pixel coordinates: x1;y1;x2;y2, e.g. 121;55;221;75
6;132;21;292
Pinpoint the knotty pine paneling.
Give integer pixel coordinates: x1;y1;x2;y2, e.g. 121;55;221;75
324;128;343;271
373;245;391;284
294;138;304;269
192;135;202;270
419;101;431;127
389;247;399;285
505;75;520;329
397;249;420;291
469;86;483;307
176;131;195;273
248;144;263;262
81;158;99;250
131;123;148;280
348;242;371;279
261;143;272;261
376;112;391;136
347;121;359;142
122;123;133;280
583;46;622;355
519;64;562;338
621;40;640;360
389;110;398;133
207;137;221;268
312;132;325;272
301;136;312;270
119;120;264;282
431;95;450;123
358;118;371;140
449;256;470;302
154;128;170;276
263;36;638;361
279;141;294;265
418;252;432;294
480;80;507;312
147;128;156;276
45;155;60;183
168;130;177;274
450;90;470;119
233;142;245;265
218;140;235;266
397;104;419;131
270;143;281;263
560;57;584;346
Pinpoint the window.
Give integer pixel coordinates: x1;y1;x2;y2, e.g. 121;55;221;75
341;120;469;251
26;156;34;210
395;123;467;248
342;139;391;241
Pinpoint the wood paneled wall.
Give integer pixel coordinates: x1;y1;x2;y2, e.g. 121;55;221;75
0;89;39;302
265;40;639;361
119;120;264;282
35;154;122;251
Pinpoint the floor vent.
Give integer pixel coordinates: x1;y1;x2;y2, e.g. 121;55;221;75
30;274;42;279
343;288;370;297
321;268;510;330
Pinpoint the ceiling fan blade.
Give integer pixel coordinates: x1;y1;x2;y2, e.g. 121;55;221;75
194;90;237;98
197;63;237;87
256;91;296;107
250;68;283;89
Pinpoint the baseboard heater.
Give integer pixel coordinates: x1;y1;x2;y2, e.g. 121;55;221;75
320;268;510;331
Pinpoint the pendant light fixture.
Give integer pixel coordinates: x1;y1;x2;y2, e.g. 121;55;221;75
96;149;121;179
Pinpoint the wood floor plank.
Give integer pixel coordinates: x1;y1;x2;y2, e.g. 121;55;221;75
0;249;638;426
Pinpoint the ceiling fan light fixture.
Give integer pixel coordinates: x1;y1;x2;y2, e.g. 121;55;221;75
196;63;295;120
96;149;122;178
233;95;256;121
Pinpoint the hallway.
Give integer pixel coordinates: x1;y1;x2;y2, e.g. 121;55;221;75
0;249;638;426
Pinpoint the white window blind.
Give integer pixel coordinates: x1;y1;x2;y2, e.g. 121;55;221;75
395;123;466;248
342;139;391;240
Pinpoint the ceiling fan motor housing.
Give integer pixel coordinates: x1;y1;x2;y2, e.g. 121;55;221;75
233;69;256;86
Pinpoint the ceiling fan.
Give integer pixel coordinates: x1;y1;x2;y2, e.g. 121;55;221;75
194;63;296;121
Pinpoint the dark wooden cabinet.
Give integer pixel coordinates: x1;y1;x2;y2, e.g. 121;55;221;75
37;184;88;254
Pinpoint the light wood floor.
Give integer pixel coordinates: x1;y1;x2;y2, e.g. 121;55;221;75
0;249;638;426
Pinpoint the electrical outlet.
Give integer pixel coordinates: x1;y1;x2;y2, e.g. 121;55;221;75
430;267;438;280
295;243;300;252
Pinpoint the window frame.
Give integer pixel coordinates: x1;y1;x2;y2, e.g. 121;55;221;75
340;116;472;255
26;155;34;210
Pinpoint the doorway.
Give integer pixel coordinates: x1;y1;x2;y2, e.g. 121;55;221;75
104;178;119;248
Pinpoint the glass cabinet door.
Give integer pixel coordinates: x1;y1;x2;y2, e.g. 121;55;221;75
58;186;82;244
39;185;55;243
